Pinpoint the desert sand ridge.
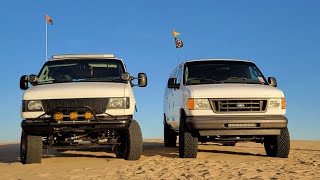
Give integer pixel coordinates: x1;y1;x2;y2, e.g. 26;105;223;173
0;139;319;179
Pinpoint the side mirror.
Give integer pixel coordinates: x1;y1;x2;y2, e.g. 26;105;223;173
138;73;147;87
20;75;29;90
268;77;277;87
168;78;179;89
121;72;131;82
29;74;38;86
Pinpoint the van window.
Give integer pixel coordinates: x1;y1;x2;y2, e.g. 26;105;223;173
184;61;267;85
37;59;125;84
176;66;183;84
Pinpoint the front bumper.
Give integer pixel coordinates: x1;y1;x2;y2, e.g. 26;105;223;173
21;116;131;135
186;115;288;136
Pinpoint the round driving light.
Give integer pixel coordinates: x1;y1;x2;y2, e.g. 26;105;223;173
69;112;78;121
84;112;93;120
54;112;63;123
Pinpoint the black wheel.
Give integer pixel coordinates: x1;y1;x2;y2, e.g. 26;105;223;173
221;142;236;146
179;119;198;158
264;128;290;158
115;120;143;160
20;131;42;164
164;122;176;147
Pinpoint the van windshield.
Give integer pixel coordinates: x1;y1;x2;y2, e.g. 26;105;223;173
184;61;267;85
37;59;125;84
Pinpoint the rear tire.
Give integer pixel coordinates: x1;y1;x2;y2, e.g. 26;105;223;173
164;122;176;147
264;128;290;158
179;119;198;158
115;120;143;160
20;131;42;164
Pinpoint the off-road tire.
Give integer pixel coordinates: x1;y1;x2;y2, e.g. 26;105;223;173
179;119;198;158
164;122;177;147
264;128;290;158
20;131;42;164
115;120;143;160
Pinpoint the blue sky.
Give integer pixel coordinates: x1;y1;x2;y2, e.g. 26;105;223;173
0;1;319;142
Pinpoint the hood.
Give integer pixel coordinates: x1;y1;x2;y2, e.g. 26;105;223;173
23;82;128;100
187;84;284;98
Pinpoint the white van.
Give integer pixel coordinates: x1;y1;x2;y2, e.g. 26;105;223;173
163;59;290;158
19;54;147;164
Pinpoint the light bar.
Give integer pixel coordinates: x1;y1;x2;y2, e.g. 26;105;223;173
52;54;115;60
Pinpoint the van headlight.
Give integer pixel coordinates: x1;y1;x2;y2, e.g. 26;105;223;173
107;97;130;109
188;98;211;110
268;98;286;109
23;100;43;111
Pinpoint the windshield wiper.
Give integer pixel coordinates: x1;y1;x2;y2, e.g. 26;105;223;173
187;78;224;85
73;77;122;82
246;80;267;85
225;77;266;84
38;80;54;84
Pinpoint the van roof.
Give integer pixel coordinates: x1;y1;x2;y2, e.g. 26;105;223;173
50;54;123;61
183;59;253;64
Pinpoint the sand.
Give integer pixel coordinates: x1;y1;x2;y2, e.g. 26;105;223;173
0;140;319;179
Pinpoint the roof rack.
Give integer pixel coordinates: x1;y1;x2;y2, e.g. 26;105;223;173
51;54;115;60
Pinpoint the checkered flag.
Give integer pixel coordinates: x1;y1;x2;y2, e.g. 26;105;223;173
175;38;183;48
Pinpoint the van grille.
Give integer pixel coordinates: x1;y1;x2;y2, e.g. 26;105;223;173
211;99;267;112
42;98;108;114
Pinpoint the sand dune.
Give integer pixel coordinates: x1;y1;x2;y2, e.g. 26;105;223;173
0;140;319;179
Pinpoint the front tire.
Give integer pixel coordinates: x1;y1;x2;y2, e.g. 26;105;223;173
164;122;176;147
115;120;143;160
20;131;42;164
179;119;198;158
264;128;290;158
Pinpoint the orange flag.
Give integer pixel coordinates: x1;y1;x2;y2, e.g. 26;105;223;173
46;15;53;25
172;29;180;37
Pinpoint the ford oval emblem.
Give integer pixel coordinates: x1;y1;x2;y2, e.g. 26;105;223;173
236;103;245;108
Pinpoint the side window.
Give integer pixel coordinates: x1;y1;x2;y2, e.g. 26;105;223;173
169;69;177;78
184;66;188;85
176;66;183;84
39;66;49;81
249;66;260;81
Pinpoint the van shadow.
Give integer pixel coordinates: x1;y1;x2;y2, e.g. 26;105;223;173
198;148;266;157
142;141;179;158
199;143;266;157
0;141;271;163
49;141;180;159
48;141;180;159
42;146;116;160
0;143;20;163
0;142;178;163
142;142;266;158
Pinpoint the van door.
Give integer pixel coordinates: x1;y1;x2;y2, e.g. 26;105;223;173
165;68;178;127
171;65;184;131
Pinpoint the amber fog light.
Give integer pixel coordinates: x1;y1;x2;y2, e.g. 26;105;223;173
69;112;78;121
84;112;93;120
54;112;64;122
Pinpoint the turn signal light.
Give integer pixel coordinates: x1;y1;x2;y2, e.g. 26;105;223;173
84;112;93;120
281;98;286;109
53;112;63;123
69;112;78;121
188;98;194;110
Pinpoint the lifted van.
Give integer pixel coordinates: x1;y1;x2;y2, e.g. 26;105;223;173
19;54;147;164
163;59;290;158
